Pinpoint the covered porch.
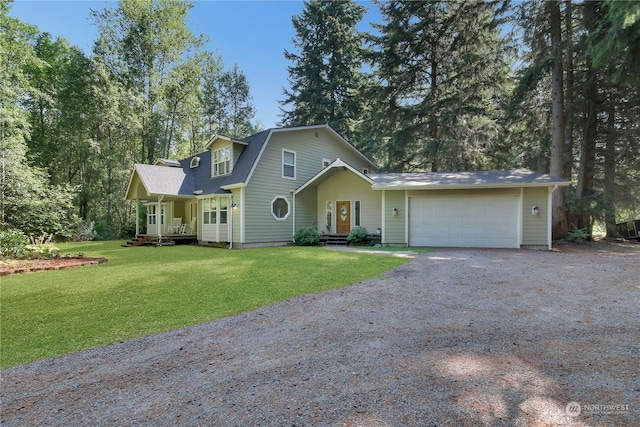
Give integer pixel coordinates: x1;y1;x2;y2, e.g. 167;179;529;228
293;159;382;238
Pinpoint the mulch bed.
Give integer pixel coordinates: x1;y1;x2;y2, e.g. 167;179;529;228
0;257;108;276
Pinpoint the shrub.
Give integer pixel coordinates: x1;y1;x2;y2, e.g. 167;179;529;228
294;226;320;246
0;229;29;258
72;220;97;242
568;227;590;243
25;233;60;259
347;226;369;245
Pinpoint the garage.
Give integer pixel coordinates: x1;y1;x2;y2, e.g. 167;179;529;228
408;193;520;248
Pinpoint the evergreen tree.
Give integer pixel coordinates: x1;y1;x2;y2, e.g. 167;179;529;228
367;0;511;172
281;0;366;140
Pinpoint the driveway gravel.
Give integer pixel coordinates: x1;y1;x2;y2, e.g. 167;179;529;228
1;243;638;426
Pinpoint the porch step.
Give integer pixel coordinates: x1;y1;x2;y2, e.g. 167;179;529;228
122;235;153;247
321;233;349;246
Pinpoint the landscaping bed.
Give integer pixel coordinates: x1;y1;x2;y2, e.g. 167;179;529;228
0;256;107;276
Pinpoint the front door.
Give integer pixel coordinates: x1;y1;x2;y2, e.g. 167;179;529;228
337;201;351;234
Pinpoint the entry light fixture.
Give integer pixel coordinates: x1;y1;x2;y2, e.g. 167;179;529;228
393;207;399;216
532;206;540;215
231;202;238;209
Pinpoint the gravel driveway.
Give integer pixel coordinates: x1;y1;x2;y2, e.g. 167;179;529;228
1;243;638;426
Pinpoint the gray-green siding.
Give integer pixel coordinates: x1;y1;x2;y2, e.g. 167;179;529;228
522;187;549;246
383;190;406;245
243;128;374;243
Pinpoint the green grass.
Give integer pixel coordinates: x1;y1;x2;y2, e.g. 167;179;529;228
0;241;409;368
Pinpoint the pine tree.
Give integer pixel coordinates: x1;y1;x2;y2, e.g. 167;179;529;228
281;0;366;140
367;0;511;172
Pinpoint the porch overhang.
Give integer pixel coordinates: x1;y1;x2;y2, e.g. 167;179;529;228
294;158;373;195
125;164;193;201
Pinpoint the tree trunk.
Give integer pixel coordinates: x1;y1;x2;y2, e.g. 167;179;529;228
603;98;618;238
550;0;568;239
563;0;574;181
576;1;598;235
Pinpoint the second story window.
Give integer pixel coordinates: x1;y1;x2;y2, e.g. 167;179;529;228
283;149;296;179
213;146;231;176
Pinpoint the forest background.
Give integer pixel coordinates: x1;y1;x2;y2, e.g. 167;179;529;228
1;0;638;242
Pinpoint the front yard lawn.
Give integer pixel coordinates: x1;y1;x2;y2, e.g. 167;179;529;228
0;241;409;368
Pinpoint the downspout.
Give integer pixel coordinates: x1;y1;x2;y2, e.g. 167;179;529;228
229;195;233;249
548;185;558;251
292;190;296;243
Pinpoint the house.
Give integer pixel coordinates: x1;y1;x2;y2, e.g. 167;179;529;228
125;124;570;250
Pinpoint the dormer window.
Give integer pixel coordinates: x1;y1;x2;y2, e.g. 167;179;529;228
213;146;231;176
190;156;201;169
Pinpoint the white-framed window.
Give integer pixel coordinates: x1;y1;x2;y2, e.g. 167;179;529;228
282;149;296;179
355;200;361;226
322;158;332;168
148;205;157;225
147;205;164;225
213;146;231;176
219;198;228;224
271;196;290;220
190;156;200;169
202;197;229;225
202;198;217;225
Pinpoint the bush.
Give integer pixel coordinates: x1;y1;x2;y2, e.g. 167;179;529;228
347;226;369;245
568;227;590;243
0;229;29;258
25;233;60;259
71;220;97;242
294;226;321;246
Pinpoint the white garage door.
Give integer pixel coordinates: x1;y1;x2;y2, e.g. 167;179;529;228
409;195;519;248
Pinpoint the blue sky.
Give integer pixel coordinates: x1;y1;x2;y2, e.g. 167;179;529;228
9;0;378;129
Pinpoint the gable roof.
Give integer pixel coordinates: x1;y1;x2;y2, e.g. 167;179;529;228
126;124;381;200
294;158;372;195
370;169;571;190
129;164;192;197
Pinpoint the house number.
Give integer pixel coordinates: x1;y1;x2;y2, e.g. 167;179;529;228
340;205;348;221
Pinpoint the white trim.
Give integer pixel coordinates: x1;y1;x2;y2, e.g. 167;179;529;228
244;126;377;188
381;190;386;244
295;158;373;195
271;195;291;221
548;185;557;250
322;158;332;168
189;156;200;169
244;129;274;186
404;190;408;245
282;149;296;180
212;145;232;177
205;134;248;150
269;124;377;169
372;182;571;191
239;187;246;243
221;182;246;190
518;188;524;246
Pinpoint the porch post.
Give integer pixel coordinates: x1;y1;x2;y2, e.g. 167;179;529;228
135;199;140;236
157;196;163;240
